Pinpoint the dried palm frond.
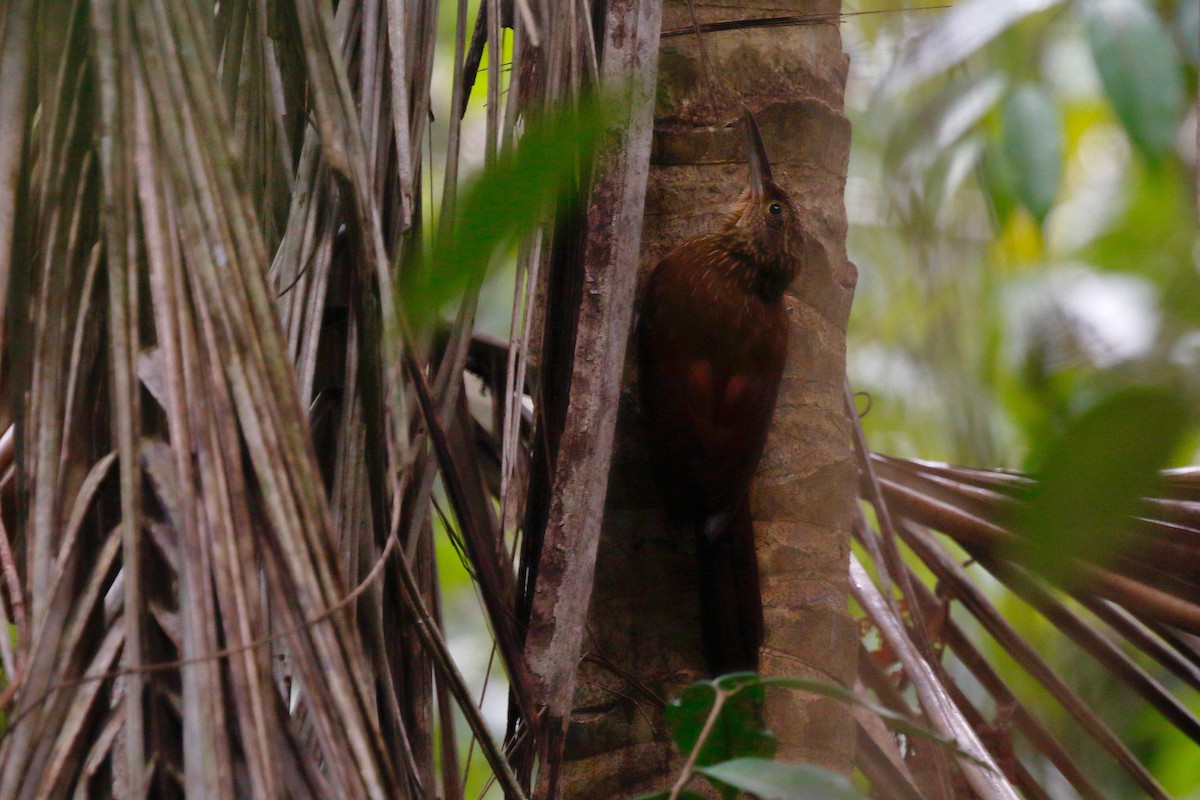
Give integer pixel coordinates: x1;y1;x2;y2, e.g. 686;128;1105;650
850;394;1200;800
0;0;619;796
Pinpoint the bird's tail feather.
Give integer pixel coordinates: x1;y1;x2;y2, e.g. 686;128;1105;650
695;499;763;676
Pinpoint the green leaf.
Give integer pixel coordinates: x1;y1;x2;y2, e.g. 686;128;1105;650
1000;84;1062;222
981;141;1020;225
1014;386;1193;586
665;680;776;768
401;94;609;327
695;759;870;800
1082;0;1185;160
634;793;707;800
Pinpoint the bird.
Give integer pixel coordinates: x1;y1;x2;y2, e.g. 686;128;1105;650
637;111;803;675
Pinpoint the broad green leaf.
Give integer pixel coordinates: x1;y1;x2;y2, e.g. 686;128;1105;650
695;759;869;800
401;94;609;327
981;141;1021;225
1082;0;1185;159
1014;386;1192;586
883;0;1063;93
1001;84;1062;222
665;680;776;769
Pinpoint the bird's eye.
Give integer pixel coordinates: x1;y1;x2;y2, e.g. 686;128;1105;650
768;202;783;216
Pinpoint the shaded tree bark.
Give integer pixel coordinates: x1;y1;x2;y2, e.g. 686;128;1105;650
523;0;663;795
562;1;858;794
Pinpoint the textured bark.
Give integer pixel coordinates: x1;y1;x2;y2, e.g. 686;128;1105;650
562;1;858;795
523;1;662;796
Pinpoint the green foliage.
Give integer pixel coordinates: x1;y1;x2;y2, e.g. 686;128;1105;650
1080;165;1200;326
695;759;867;800
1012;386;1193;585
665;675;776;772
850;0;1198;462
400;94;610;328
999;84;1062;222
1081;0;1186;160
646;673;960;799
640;674;816;799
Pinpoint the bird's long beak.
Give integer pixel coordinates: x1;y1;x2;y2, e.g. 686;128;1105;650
744;110;772;200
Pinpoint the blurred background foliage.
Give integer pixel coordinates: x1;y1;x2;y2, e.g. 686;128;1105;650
845;0;1200;467
842;0;1200;796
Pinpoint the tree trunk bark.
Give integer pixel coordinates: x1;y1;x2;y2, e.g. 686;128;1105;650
561;1;858;795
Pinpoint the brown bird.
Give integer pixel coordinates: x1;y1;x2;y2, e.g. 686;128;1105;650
638;112;802;675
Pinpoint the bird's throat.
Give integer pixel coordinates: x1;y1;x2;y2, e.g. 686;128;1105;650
716;231;796;303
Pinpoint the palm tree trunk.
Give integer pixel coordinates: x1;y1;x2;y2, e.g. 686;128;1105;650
562;0;858;793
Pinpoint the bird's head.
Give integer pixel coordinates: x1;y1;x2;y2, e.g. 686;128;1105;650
723;111;803;301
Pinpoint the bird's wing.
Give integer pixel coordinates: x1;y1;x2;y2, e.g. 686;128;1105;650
638;238;788;518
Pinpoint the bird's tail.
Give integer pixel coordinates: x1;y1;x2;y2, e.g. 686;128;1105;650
695;499;763;676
